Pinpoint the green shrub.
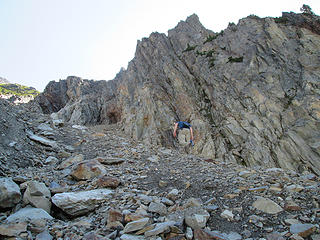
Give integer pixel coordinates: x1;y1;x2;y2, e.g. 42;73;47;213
196;50;206;56
183;43;197;52
274;17;288;24
209;58;216;68
206;49;215;58
203;35;217;44
227;56;243;63
0;84;39;96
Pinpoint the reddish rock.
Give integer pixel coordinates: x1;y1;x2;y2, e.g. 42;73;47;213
194;228;228;240
95;175;121;188
71;160;106;180
284;201;302;211
108;209;123;223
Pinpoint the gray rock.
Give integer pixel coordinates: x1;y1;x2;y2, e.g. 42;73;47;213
123;217;150;233
51;189;113;216
6;206;53;223
0;177;21;208
252;197;283;214
184;207;210;229
58;154;84;169
186;226;193;239
0;222;27;238
226;232;242;240
148;202;167;216
120;234;146;240
204;204;219;212
144;221;176;237
35;230;53;240
23;180;51;213
284;219;301;225
286;184;304;192
137;194;153;204
45;156;59;164
221;209;234;220
37;123;53;132
161;197;174;206
290;224;317;238
167;189;179;201
26;129;58;148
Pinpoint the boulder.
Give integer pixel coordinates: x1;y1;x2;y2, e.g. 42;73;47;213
0;177;21;208
148;202;168;216
6;206;53;223
71;159;106;180
184;207;210;229
23;180;51;213
51;189;113;216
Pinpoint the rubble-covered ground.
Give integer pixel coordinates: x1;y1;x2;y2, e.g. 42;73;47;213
0;99;319;239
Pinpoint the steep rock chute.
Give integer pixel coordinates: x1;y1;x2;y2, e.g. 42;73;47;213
34;12;320;175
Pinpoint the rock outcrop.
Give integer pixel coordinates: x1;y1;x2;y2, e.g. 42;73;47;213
34;11;320;175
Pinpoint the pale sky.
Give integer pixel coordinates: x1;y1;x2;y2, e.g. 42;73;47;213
0;0;319;91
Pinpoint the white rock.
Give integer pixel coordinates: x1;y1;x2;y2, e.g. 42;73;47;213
186;227;193;239
37;123;53;131
72;125;88;130
51;189;113;216
221;209;234;220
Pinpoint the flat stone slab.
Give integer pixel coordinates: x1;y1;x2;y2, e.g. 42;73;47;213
95;157;125;165
252;197;283;214
6;207;53;223
52;189;113;216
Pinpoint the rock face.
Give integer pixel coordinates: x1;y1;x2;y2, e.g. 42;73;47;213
34;12;320;176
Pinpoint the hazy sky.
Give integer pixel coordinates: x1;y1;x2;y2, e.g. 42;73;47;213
1;0;319;91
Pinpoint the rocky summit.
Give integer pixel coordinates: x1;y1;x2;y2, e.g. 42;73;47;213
0;9;320;240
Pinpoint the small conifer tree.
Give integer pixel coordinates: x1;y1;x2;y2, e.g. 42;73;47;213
300;4;314;15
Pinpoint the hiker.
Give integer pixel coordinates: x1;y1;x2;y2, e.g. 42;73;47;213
173;121;194;146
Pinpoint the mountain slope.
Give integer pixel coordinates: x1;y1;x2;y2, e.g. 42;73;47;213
34;11;320;175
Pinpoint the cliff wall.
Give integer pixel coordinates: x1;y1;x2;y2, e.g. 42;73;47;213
34;12;320;174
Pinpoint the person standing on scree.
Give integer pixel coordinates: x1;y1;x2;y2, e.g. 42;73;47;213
173;121;194;146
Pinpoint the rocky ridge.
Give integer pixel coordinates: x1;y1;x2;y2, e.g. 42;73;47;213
0;102;319;239
34;11;320;175
0;78;40;104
